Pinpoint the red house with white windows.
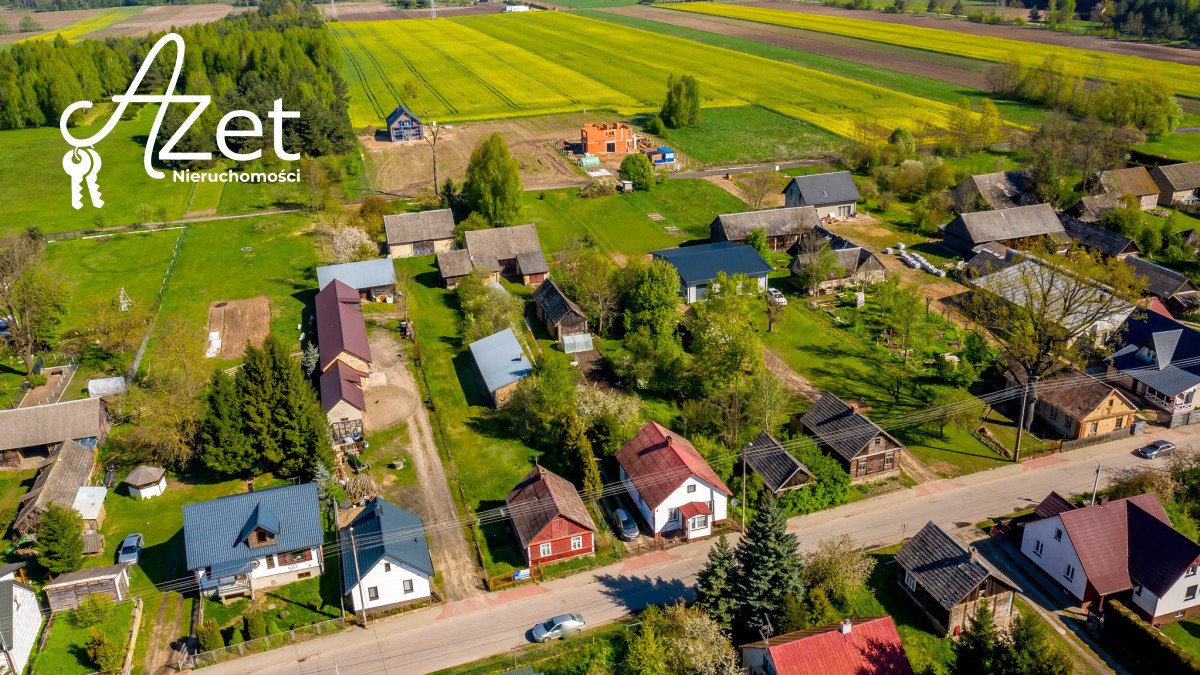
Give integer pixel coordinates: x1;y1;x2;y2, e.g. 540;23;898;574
506;466;597;566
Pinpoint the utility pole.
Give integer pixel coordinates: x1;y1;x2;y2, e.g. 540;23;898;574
425;120;441;199
349;526;367;627
1013;376;1039;462
1090;463;1102;505
741;441;748;532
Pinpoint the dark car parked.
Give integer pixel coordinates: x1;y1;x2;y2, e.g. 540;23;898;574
1138;440;1176;459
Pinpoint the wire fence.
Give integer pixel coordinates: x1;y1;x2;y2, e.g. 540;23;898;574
183;616;349;670
128;225;189;379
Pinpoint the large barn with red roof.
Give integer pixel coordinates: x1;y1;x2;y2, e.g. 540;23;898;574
615;422;731;540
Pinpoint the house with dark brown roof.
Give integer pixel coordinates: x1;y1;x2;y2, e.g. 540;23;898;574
616;422;731;540
1060;216;1141;258
896;521;1020;636
437;224;548;289
532;280;588;341
800;393;903;483
1099;167;1160;211
14;440;96;536
709;206;819;252
952;169;1037;212
1123;256;1200;312
1021;492;1200;625
1150;161;1200;206
1035;373;1138;440
940;204;1068;255
315;279;373;374
740;617;913;675
742;432;813;496
789;226;885;294
0;398;107;464
384;209;456;258
506;466;596;566
1034;491;1077;519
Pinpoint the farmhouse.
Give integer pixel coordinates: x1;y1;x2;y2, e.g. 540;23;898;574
951;169;1037;211
0;397;107;464
1150;161;1200;206
1182;228;1200;255
782;171;860;218
13;439;96;536
320;361;367;444
468;328;532;408
616;422;731;540
1107;310;1200;418
0;563;40;675
1123;256;1199;311
532;280;589;341
742;432;814;496
316;258;397;302
44;563;130;613
895;521;1019;636
1098;166;1160;210
940;204;1067;255
650;242;771;304
384;209;455;258
789;227;885;294
340;498;434;613
1074;192;1124;224
384;104;422;142
740;617;913;675
123;465;167;500
1035;374;1138;440
581;122;635;156
1020;492;1200;625
1060;216;1141;259
183;483;324;600
708;206;819;252
438;224;548;289
315;279;373;374
506;465;596;566
800;393;902;483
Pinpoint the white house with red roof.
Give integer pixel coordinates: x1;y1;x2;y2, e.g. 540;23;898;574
615;422;731;540
740;617;913;675
1021;492;1200;625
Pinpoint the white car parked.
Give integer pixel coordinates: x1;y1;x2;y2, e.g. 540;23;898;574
766;288;788;306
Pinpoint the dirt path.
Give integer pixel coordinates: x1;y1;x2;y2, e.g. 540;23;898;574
142;593;185;675
738;0;1200;67
363;327;420;431
763;348;820;402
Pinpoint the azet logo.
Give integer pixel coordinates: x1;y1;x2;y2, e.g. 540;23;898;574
59;32;302;210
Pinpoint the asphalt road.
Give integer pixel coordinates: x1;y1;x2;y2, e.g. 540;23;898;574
204;424;1198;675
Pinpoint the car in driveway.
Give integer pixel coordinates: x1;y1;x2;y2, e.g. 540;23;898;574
766;288;787;306
1138;440;1176;459
612;508;639;541
116;533;144;565
532;613;586;642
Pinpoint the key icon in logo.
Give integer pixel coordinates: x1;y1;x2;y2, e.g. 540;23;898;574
84;148;104;209
62;147;104;210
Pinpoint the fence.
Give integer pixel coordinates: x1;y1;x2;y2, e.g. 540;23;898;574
183;617;348;669
128;226;189;379
1059;426;1136;452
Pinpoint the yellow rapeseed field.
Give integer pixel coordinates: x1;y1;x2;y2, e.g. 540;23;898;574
19;6;144;43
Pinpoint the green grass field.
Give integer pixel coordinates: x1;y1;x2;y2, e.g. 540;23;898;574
19;6;143;42
672;3;1200;101
1163;618;1200;662
332;12;976;137
34;600;135;675
650;105;840;164
1139;114;1200;162
525;178;745;255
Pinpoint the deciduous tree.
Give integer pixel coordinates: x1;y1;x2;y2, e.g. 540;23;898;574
619;153;655;191
802;534;876;603
742;172;785;211
0;232;68;375
463;134;523;226
622;260;681;337
625;614;670;675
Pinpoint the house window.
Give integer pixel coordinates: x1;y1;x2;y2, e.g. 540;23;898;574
668;508;680;523
692;515;709;529
1064;564;1075;582
384;562;391;573
1115;417;1124;430
297;572;311;579
539;543;552;558
1049;409;1058;420
571;535;583;551
403;579;414;594
1033;540;1043;557
368;587;379;601
1187;565;1198;578
265;556;276;570
1088;422;1099;436
904;570;916;591
687;484;696;494
884;453;895;469
1187;585;1198;601
1054;528;1063;542
1135;586;1143;597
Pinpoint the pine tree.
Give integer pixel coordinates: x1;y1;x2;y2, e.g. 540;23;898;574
37;503;83;574
199;370;254;475
694;535;739;631
952;604;999;675
733;495;804;640
624;620;669;675
463;133;523;226
198;619;224;653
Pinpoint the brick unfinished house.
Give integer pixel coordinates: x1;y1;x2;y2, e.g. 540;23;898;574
581;122;635;156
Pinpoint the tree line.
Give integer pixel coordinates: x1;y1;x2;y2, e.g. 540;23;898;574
0;0;355;161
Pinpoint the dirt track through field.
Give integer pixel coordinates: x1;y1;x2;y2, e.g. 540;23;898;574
604;5;990;91
738;0;1200;67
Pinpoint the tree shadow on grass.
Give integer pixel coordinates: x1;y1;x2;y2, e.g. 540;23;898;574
477;502;527;571
139;529;185;588
594;573;692;613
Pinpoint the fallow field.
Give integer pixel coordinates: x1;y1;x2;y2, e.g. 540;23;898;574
17;6;144;42
672;3;1200;101
331;12;979;137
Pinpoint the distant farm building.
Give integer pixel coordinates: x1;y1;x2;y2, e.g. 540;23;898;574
44;563;130;613
709;206;819;252
1150;161;1200;206
385;105;423;142
437;224;548;288
801;393;903;483
1099;167;1160;210
742;432;814;496
1060;217;1141;259
384;209;455;258
782;171;861;218
952;169;1037;212
789;227;885;294
0;397;107;466
581;123;635;157
316;258;397;302
940;204;1068;255
123;465;167;500
14;439;96;536
468;328;533;408
1124;256;1200;312
532;280;589;342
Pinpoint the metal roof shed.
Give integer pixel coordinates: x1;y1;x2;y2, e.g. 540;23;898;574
468;328;532;407
316;258;397;292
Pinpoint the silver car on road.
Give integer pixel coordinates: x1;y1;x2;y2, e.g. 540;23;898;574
531;613;586;642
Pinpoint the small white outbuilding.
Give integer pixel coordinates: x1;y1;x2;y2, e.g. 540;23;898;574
123;465;167;499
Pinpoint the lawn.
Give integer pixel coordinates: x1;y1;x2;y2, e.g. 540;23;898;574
216;153;367;215
33;599;135;675
0;105;195;236
1138;114;1200;162
333;12;980;137
524;178;745;256
0;469;33;548
672;3;1200;101
1163;618;1200;663
648;105;840;165
202;575;343;640
761;302;1013;476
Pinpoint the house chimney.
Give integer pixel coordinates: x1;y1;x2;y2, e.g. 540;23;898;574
849;402;861;414
1099;495;1110;507
839;619;852;635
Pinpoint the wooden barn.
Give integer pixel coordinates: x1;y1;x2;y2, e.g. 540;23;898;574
742;432;814;496
532;280;588;341
384;209;455;258
800;393;903;483
44;563;131;613
385;105;423;142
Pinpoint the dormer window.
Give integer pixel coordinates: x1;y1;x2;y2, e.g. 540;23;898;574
249;527;276;548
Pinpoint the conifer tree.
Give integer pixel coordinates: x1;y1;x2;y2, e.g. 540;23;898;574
733;495;804;640
199;370;254;475
624;619;669;675
694;535;738;631
36;503;83;574
198;619;224;653
952;604;999;674
565;412;602;498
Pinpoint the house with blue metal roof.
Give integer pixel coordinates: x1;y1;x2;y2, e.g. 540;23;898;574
340;498;434;612
1109;309;1200;422
468;328;532;408
182;483;324;599
650;242;772;303
316;258;397;302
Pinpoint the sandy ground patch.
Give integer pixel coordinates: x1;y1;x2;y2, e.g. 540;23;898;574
206;296;270;360
321;1;503;20
87;3;235;39
763;347;820;402
362;326;419;431
364;113;624;196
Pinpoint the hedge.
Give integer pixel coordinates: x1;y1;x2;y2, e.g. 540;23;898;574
1102;599;1200;675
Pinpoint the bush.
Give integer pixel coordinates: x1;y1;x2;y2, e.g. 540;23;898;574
198;619;224;653
578;179;616;199
27;373;47;388
1103;598;1200;674
246;610;266;640
86;628;126;673
645;114;667;136
75;594;115;628
229;628;244;645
